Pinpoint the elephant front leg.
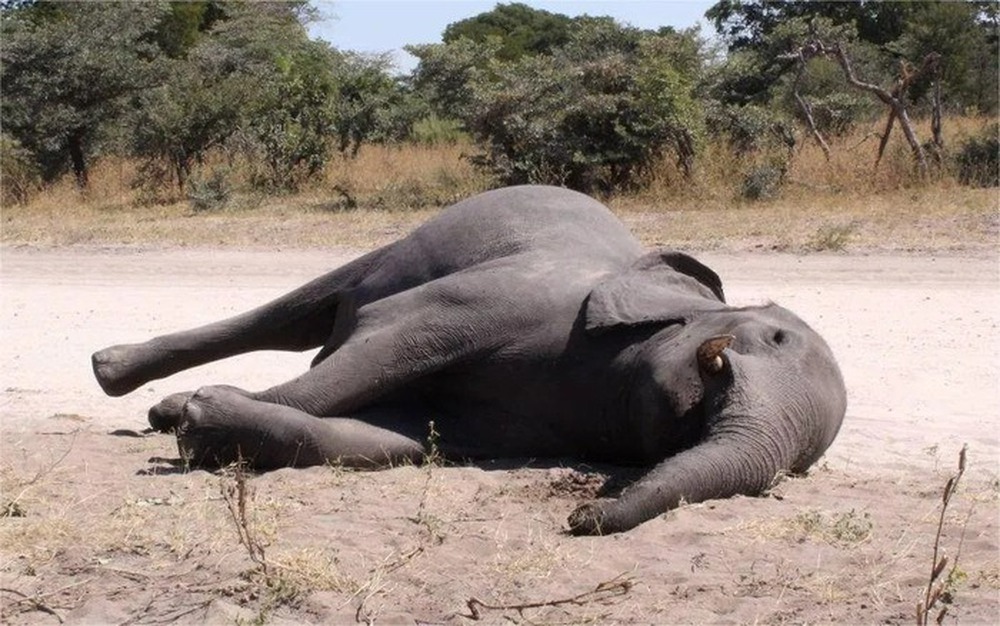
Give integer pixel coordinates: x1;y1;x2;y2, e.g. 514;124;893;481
176;386;427;470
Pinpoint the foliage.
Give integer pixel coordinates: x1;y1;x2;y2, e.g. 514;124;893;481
706;1;998;115
332;52;422;154
458;20;705;192
806;91;873;137
0;133;40;205
410;115;468;146
150;1;224;59
406;38;502;119
706;103;794;155
187;168;232;212
740;162;786;201
129;51;244;192
891;1;999;114
0;2;166;186
442;2;573;61
242;42;339;192
954;123;999;188
0;0;340;195
4;0;997;202
707;0;916;51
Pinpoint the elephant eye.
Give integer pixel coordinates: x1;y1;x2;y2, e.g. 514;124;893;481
772;330;787;345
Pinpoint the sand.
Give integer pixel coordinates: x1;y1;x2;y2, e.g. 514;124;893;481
1;245;997;624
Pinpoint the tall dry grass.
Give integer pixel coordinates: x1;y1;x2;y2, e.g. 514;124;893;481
630;114;997;210
1;115;996;251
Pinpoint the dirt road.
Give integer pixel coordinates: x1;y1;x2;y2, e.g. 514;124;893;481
1;246;997;624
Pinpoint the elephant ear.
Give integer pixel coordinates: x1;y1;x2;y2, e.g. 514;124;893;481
585;250;726;332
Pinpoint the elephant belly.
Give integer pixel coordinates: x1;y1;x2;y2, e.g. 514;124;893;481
410;362;609;461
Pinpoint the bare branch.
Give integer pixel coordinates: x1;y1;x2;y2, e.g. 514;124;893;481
814;40;931;175
791;47;831;161
463;573;635;620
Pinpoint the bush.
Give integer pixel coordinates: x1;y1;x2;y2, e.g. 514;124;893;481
741;161;787;201
461;22;704;193
807;91;873;137
410;115;468;146
187;169;232;212
955;123;999;188
707;104;796;155
0;134;41;205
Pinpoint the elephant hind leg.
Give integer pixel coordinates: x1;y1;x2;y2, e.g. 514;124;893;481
176;386;427;470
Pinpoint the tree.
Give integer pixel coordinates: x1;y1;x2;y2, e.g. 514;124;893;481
207;2;337;192
150;1;224;59
130;46;245;192
442;2;572;61
0;1;166;186
893;1;998;114
706;0;917;52
129;1;341;195
462;20;705;192
406;37;502;118
706;0;998;114
333;52;422;154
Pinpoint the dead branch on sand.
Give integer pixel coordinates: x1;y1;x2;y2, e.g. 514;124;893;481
462;573;635;621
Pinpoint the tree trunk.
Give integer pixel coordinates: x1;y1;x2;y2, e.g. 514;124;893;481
930;78;943;161
68;130;88;189
791;49;830;160
675;129;695;179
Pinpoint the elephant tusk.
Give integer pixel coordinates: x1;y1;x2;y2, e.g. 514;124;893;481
697;334;735;374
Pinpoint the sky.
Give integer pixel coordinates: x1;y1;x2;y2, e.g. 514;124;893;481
307;1;717;73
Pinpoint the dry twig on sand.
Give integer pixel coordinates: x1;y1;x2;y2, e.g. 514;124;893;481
462;573;635;621
0;578;93;624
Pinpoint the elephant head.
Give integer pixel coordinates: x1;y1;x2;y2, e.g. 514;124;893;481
570;250;847;534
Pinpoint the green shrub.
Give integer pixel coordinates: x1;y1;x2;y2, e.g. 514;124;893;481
410;115;468;146
741;162;787;201
461;22;704;193
808;91;872;137
955;123;999;188
187;169;232;212
707;104;796;155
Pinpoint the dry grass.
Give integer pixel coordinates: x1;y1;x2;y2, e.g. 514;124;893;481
2;116;996;253
0;445;233;572
615;114;998;252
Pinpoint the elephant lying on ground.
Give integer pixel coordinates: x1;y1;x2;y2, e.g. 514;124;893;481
92;185;846;534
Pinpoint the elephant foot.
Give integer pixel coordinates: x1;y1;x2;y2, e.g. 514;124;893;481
177;386;313;470
148;392;194;432
149;386;250;433
176;387;251;469
92;343;160;397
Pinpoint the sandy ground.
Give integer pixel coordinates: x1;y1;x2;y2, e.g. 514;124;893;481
1;245;998;624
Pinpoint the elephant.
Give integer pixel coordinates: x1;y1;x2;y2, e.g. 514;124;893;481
92;185;847;535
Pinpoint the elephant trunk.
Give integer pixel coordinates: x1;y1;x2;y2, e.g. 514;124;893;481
568;415;793;534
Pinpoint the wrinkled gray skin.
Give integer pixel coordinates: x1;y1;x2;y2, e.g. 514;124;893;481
92;185;846;535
